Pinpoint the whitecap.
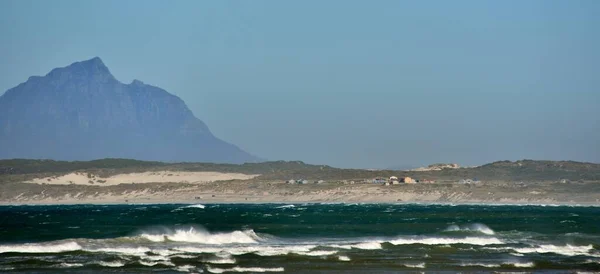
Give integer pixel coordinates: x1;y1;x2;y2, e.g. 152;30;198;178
139;227;259;244
0;241;82;254
175;264;197;272
512;262;535;268
338;255;351;261
97;260;126;267
389;236;503;246
203;257;237;264
330;241;383;250
175;244;316;257
512;244;594;257
295;250;338;256
139;260;175;267
404;262;425;268
207;266;284;273
459;262;501;268
275;205;295;209
444;223;495;235
58;262;84;268
88;246;151;256
184;204;205;209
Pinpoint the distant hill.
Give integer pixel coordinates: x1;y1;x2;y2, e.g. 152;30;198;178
0;57;259;164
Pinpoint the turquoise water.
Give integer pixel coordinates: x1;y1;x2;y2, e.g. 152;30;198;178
0;203;599;273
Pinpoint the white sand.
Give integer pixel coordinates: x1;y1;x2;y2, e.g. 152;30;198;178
25;171;259;186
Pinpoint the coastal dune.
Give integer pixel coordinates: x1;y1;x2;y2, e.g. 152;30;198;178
25;171;259;186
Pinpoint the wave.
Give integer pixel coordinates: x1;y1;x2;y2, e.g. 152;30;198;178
88;246;151;256
203;257;237;264
459;263;501;268
97;260;126;268
174;244;316;257
512;244;595;257
390;236;503;246
139;226;260;244
338;255;351;261
404;262;425;268
58;262;84;268
295;250;338;256
183;204;205;209
329;241;383;250
139;260;175;267
0;241;81;254
512;262;535;268
207;266;284;273
444;223;495;235
175;265;197;272
275;205;295;209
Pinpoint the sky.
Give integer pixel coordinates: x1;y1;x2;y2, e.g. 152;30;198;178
0;0;599;169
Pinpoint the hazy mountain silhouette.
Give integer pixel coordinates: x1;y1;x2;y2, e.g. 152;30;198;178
0;57;259;164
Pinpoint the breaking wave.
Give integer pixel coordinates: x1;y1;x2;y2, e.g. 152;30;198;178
138;226;260;244
512;244;596;257
96;260;126;268
275;205;295;209
183;204;205;209
404;262;425;268
338;255;351;261
0;241;82;254
207;266;285;273
444;223;495;235
390;236;503;246
329;241;383;250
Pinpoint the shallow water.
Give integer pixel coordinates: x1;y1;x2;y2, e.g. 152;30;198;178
0;203;599;273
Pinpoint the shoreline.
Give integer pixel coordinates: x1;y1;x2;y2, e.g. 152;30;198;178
2;199;599;207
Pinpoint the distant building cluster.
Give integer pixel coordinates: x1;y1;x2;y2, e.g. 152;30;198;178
371;176;435;185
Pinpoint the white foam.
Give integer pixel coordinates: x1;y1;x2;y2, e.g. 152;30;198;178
513;244;594;257
256;245;316;256
459;262;501;268
175;244;316;257
0;241;82;254
204;257;237;264
338;255;351;261
175;265;197;272
404;262;425;268
184;204;206;209
170;254;197;259
140;227;259;244
512;262;535;268
207;266;284;273
295;250;338;256
98;260;126;267
275;205;295;209
444;223;495;235
330;241;383;250
390;236;502;246
58;262;84;268
88;246;151;256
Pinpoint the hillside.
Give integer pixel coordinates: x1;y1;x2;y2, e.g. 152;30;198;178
0;57;259;164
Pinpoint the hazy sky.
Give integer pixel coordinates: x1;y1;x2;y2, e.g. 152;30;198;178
1;0;599;168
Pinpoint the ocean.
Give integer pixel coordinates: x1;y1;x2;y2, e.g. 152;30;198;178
0;203;599;273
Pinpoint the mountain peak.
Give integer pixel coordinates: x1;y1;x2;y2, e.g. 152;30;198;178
45;56;115;82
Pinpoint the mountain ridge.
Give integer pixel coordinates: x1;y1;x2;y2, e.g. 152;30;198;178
0;57;260;164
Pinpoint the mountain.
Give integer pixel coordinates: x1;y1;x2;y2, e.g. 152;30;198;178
0;57;260;164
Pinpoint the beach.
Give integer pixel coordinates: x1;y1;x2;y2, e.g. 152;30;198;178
2;175;599;206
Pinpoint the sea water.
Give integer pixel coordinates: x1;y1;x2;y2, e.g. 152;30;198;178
0;203;599;273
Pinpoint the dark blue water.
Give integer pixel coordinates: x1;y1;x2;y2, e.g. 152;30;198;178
1;203;599;273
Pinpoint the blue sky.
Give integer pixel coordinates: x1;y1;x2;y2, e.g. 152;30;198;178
1;0;599;168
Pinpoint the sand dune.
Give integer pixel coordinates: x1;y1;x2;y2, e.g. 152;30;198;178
25;171;259;186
